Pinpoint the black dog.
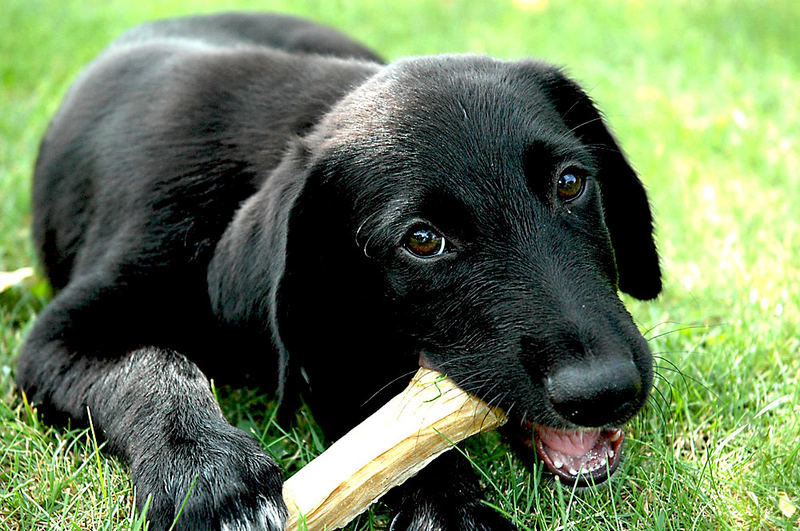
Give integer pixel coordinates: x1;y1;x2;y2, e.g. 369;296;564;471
18;12;661;530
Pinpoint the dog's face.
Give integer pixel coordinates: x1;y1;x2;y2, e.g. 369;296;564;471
275;56;660;487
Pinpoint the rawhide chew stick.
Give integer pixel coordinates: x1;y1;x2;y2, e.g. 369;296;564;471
282;367;508;530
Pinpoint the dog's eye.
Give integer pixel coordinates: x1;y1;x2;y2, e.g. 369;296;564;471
404;226;446;258
557;172;585;201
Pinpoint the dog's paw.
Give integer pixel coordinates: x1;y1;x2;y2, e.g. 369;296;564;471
132;423;287;531
389;500;518;531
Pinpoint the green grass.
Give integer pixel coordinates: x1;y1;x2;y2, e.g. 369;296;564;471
2;0;799;529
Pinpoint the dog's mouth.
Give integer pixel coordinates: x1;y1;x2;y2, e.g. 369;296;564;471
417;353;626;486
519;421;625;487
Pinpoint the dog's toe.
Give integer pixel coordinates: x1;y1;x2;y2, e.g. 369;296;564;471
220;495;288;531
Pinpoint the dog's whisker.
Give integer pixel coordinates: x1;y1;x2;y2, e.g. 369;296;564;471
651;371;675;392
360;369;422;408
652;350;699;357
565;115;606;136
645;321;728;342
558;97;585;121
645;325;704;341
646;388;670;425
652;363;686;376
467;386;507;429
355;210;386;258
652;367;673;379
578;142;636;155
503;401;517;422
653;359;715;396
640;320;687;338
652;354;687;374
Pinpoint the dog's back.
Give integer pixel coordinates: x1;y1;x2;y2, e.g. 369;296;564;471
113;12;383;62
32;13;380;292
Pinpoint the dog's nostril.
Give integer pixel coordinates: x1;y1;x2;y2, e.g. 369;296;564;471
546;359;642;427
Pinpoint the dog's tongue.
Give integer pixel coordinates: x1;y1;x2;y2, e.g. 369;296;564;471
532;424;624;484
536;426;600;456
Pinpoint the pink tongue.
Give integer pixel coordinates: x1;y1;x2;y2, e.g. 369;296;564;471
536;426;600;457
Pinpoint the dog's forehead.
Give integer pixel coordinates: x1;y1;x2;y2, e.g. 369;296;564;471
319;56;574;148
316;55;584;187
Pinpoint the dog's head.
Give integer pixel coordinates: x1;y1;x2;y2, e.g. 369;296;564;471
214;55;660;487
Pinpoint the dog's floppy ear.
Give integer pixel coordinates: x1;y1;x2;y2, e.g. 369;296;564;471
207;141;316;401
540;67;662;300
208;139;396;405
267;149;408;424
274;153;391;353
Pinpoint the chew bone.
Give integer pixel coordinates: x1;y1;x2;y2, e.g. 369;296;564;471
282;367;508;530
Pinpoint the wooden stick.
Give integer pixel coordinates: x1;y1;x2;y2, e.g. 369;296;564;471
282;367;508;530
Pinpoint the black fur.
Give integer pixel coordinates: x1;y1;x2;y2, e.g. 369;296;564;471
18;12;661;530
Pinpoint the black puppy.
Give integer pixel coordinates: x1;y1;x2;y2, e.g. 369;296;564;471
18;12;661;530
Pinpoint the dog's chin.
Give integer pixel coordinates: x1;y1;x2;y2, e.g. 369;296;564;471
517;421;625;488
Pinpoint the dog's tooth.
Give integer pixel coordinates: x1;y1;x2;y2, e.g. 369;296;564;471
553;458;563;469
609;429;622;442
568;467;578;476
608;449;615;459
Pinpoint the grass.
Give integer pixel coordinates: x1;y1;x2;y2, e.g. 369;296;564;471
1;0;799;529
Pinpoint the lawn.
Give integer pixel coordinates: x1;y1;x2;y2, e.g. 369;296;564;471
1;0;798;529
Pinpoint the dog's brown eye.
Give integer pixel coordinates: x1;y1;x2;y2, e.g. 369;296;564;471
557;172;584;201
404;227;446;258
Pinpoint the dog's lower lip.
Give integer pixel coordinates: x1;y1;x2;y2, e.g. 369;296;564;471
524;422;625;487
417;351;435;370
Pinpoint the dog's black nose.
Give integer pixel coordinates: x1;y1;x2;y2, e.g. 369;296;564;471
546;359;642;427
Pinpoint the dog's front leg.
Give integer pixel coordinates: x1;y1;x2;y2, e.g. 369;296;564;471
18;315;286;530
386;449;518;531
91;347;287;530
